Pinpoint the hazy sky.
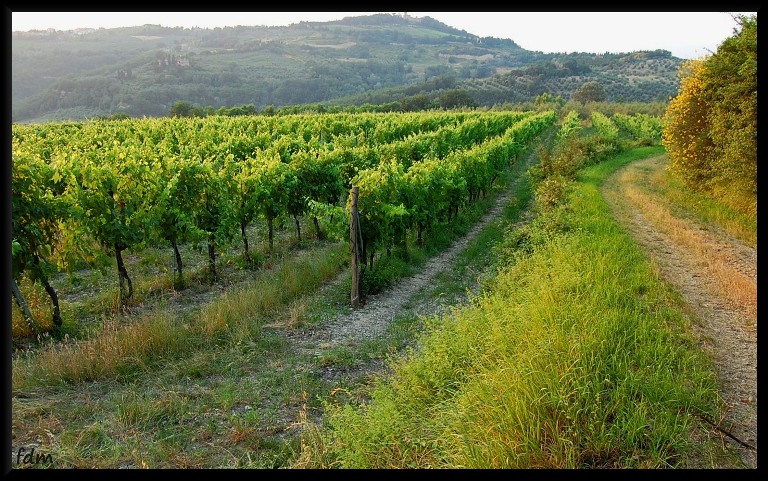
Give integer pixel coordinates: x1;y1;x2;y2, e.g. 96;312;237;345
11;11;754;60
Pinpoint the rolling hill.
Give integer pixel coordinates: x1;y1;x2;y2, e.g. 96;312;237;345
11;13;682;122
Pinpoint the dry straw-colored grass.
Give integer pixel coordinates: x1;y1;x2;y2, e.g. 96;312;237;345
647;166;756;247
617;167;756;325
12;244;347;392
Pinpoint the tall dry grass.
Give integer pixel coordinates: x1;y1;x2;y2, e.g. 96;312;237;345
618;167;756;324
12;244;347;392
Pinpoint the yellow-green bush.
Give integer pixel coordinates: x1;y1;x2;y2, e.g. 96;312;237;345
662;15;756;218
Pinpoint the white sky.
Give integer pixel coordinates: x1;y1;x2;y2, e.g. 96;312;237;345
11;11;755;60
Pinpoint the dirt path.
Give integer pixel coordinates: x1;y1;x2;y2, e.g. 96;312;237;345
602;154;757;468
286;141;543;359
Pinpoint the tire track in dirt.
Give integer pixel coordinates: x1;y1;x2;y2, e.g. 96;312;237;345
602;154;757;468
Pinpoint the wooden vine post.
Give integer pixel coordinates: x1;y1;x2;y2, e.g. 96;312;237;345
350;186;361;308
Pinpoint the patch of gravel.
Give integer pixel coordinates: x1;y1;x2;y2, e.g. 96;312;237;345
602;154;757;469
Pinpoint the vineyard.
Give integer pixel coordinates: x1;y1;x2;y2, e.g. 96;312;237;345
12;109;556;339
13;107;730;469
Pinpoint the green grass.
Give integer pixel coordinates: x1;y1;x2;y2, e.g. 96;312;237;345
12;320;324;468
294;146;723;468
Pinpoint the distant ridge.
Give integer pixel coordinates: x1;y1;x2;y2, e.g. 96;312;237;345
12;13;680;122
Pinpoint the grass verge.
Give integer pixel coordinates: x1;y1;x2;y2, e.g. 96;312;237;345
645;156;756;247
293;146;723;468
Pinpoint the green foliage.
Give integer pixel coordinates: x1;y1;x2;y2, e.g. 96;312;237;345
561;100;667;119
535;92;565;109
169;101;201;118
8;110;549;316
253;152;293;250
11;145;68;329
286;150;345;240
185;162;234;241
360;255;412;295
612;113;662;145
436;89;477;109
556;110;581;142
351;110;555;286
56;121;162;301
662;14;756;217
698;14;756;213
530;132;621;187
590;111;619;139
571;81;607;103
11;149;65;281
153;160;205;248
307;201;347;241
530;105;624;219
